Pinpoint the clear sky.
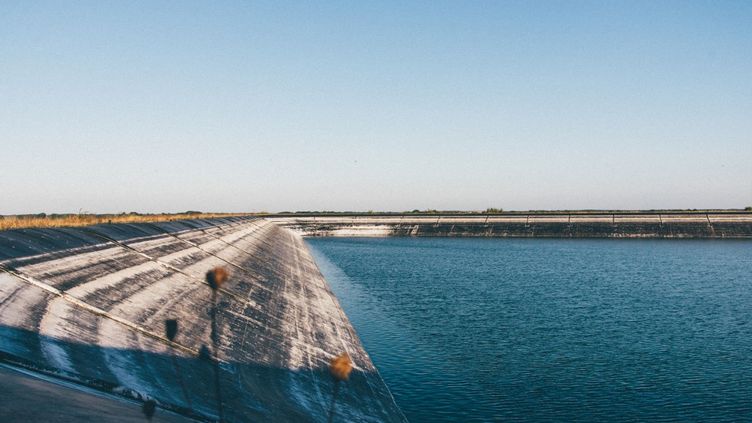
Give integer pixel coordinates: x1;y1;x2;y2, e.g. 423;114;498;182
1;1;750;213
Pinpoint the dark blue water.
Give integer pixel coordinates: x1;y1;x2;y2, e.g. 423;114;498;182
307;238;752;422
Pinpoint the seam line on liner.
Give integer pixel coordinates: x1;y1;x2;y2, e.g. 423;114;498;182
80;224;339;366
0;264;196;356
1;221;365;370
77;227;261;306
140;221;270;286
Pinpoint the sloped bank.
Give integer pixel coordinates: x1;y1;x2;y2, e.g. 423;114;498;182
0;217;405;422
270;213;752;238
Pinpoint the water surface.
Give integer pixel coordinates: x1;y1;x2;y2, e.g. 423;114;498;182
307;237;752;422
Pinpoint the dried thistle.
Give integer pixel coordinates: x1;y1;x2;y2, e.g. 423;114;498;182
329;353;353;382
327;353;353;423
206;266;230;291
198;344;212;361
206;266;229;422
165;319;178;341
142;399;156;420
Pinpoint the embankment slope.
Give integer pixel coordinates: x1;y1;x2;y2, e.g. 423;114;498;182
0;217;405;422
270;212;752;238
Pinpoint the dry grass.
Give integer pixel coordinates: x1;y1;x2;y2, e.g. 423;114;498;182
0;212;252;231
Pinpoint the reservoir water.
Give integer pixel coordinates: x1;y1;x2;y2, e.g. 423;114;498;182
307;238;752;422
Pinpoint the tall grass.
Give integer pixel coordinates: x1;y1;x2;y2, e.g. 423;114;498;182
0;212;252;231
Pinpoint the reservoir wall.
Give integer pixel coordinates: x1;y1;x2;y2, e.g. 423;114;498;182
0;217;405;422
269;213;752;239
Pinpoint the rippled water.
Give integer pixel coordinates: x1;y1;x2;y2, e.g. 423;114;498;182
307;238;752;422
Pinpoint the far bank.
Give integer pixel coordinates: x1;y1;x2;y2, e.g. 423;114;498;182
268;212;752;239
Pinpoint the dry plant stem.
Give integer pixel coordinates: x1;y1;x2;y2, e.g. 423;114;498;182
211;290;225;422
163;319;191;409
327;381;341;423
171;355;193;410
327;352;352;423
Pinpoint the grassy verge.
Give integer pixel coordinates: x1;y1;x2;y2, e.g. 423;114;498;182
0;212;252;231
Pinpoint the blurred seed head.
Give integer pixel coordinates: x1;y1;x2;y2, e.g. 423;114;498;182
329;353;353;382
206;266;229;291
199;344;212;361
165;319;178;341
142;399;156;420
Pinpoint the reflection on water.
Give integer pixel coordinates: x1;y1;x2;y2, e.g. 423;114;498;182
308;237;752;422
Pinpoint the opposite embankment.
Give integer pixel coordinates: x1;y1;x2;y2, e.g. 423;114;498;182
269;212;752;238
0;217;405;422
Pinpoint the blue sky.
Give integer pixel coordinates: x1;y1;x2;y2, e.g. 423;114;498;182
1;1;750;213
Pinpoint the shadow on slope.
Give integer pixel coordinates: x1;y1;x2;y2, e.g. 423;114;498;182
0;325;401;423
